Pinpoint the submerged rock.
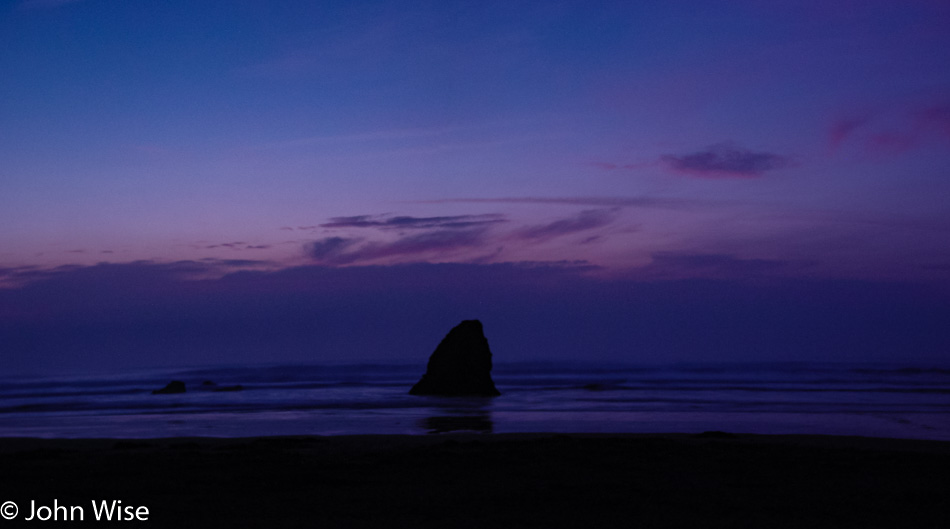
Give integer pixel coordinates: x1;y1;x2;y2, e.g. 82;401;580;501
152;381;186;395
409;320;501;397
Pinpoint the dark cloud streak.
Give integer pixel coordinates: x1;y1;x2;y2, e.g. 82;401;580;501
661;144;791;177
515;209;619;241
415;196;692;209
306;228;488;265
306;237;362;263
321;214;506;230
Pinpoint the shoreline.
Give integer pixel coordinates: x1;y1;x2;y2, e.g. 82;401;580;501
3;430;950;451
3;432;949;527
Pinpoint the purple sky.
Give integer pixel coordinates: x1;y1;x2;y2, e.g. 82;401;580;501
2;0;949;372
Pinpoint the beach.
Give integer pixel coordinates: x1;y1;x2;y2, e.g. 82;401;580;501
2;433;949;528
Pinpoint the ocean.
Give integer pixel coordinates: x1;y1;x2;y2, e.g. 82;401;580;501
1;362;948;440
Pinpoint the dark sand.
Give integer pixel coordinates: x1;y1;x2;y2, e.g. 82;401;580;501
2;433;949;528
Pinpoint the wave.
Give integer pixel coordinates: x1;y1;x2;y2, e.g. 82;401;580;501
2;361;949;439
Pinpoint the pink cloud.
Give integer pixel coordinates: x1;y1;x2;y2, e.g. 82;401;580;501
320;214;506;231
829;99;950;157
866;132;919;156
306;229;488;266
419;197;685;208
306;209;622;266
916;104;950;139
828;116;870;152
513;209;618;242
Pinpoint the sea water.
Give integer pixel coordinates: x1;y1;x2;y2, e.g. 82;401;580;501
0;362;947;440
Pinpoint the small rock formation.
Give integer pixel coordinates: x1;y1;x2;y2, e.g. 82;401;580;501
152;381;186;394
410;320;501;397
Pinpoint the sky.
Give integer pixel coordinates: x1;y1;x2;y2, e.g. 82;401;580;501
2;0;949;373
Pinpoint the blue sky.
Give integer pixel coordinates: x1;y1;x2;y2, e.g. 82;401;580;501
2;0;949;371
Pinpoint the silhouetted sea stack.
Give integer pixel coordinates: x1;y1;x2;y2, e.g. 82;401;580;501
410;320;501;397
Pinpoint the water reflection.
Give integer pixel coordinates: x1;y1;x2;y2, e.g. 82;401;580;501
422;413;493;433
420;397;494;433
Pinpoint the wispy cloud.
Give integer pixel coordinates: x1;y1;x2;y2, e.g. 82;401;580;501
307;209;509;265
305;202;634;266
195;241;273;251
306;228;488;265
306;206;627;265
0;259;275;289
828;99;950;156
514;209;619;241
203;241;245;249
306;237;362;263
415;196;691;209
866;132;919;156
916;103;950;139
0;265;40;284
320;214;506;230
661;143;792;178
829;115;870;152
363;229;486;259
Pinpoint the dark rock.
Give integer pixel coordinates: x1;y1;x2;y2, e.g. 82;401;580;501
152;381;186;394
201;380;217;387
409;320;501;397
